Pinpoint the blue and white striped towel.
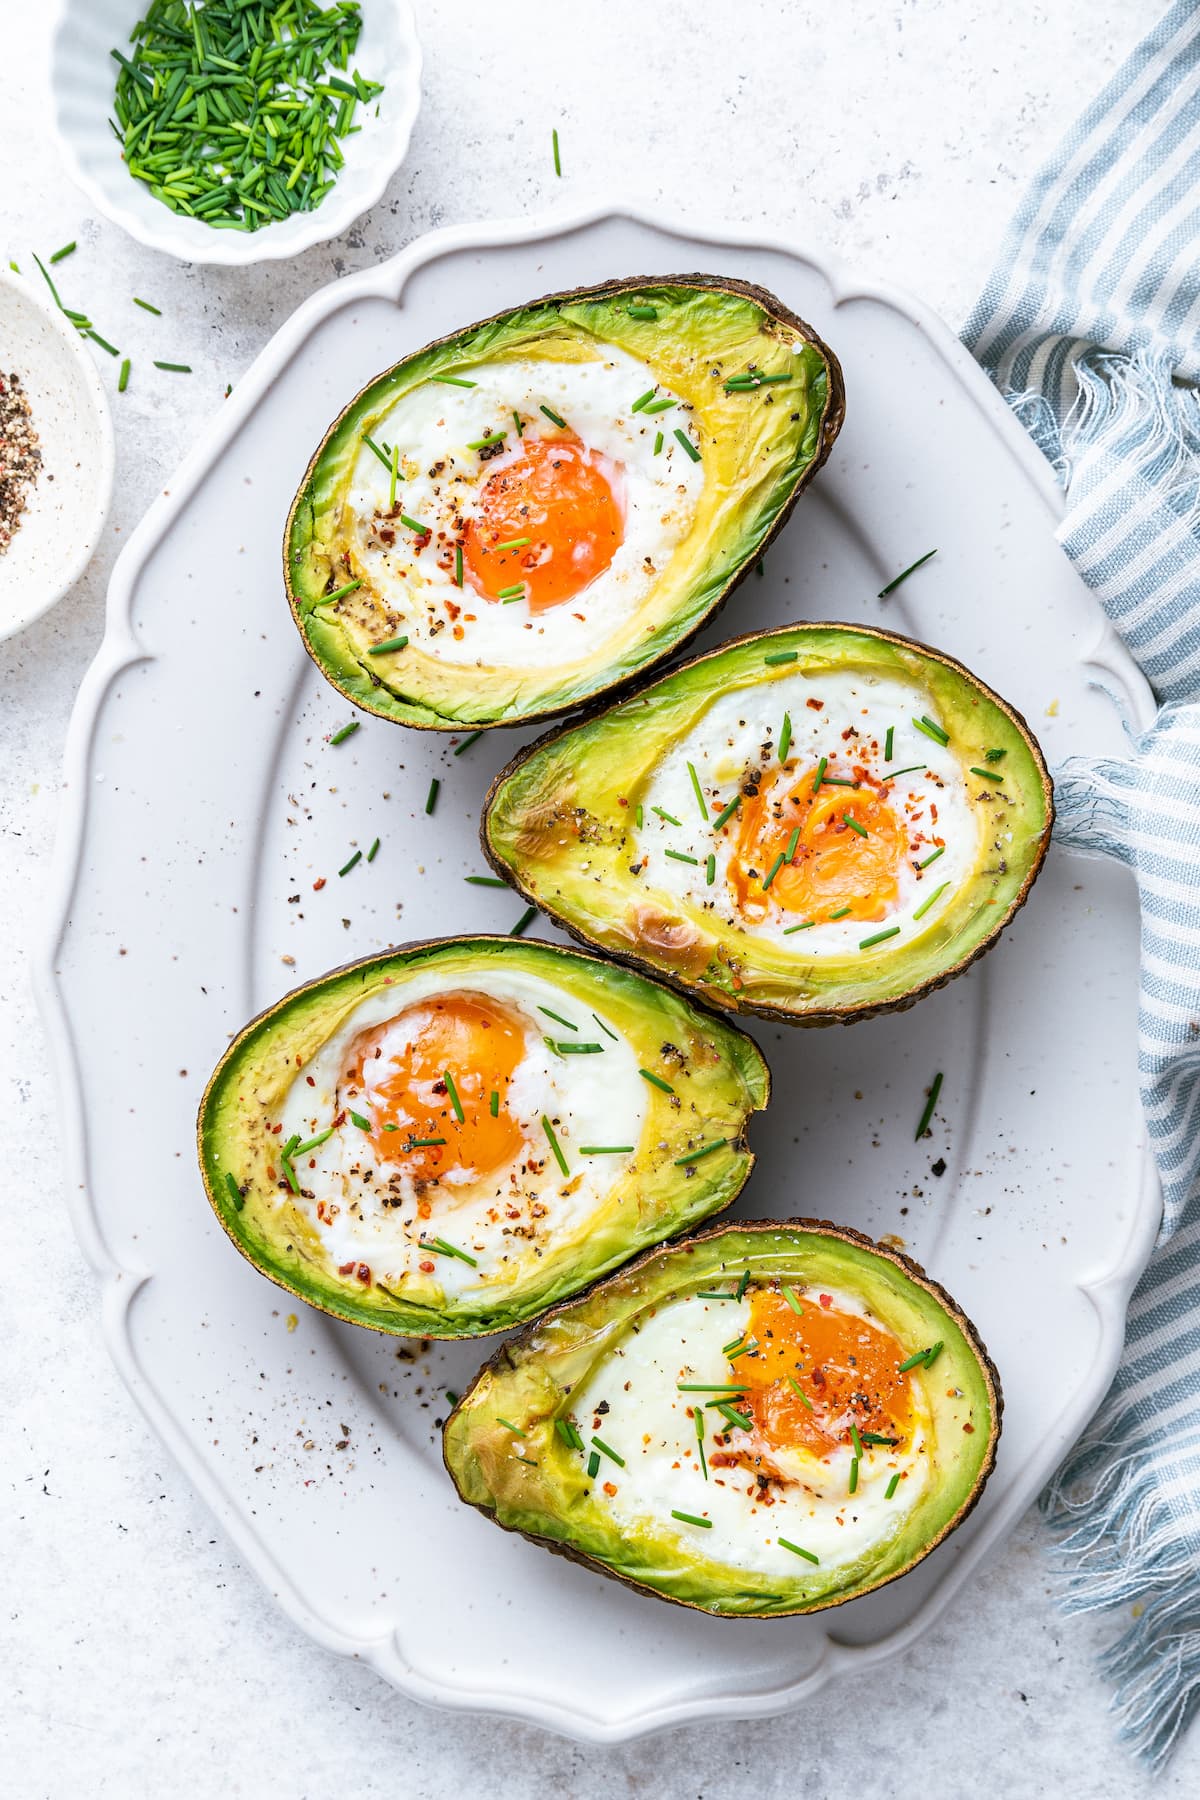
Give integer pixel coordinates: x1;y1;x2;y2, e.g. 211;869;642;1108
963;0;1200;1765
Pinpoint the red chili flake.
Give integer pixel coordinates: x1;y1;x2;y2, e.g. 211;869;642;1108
266;1165;276;1181
819;1292;833;1308
338;1261;356;1276
271;1122;283;1134
333;1110;346;1128
806;697;824;711
313;878;326;891
618;796;629;808
419;1259;435;1273
355;1263;371;1284
603;1481;618;1497
306;1075;315;1087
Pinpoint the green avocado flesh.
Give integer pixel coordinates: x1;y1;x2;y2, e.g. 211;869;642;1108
285;276;842;730
443;1221;1000;1617
483;623;1053;1023
197;937;768;1338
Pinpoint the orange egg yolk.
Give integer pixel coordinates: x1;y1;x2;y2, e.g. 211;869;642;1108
348;993;527;1182
727;765;906;925
463;432;624;612
710;1289;913;1473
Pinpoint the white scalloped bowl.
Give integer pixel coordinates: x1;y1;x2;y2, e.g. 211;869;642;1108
50;0;422;266
0;268;114;642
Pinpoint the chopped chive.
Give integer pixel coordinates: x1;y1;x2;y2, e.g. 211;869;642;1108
862;1432;900;1446
778;1538;819;1564
630;387;657;413
673;1140;725;1167
886;1472;902;1499
914;1070;944;1141
224;1171;245;1211
763;827;800;890
784;920;815;934
425;778;439;815
467;432;506;451
781;1285;802;1315
454;730;483;756
859;925;901;949
673;427;701;462
87;332;120;357
829;905;852;920
498;583;526;601
555;1418;584;1450
850;1423;864;1459
513;410;524;436
706;853;716;886
515;1455;539;1467
431;373;477;387
911;880;950;922
642;396;675;414
490;1090;500;1117
496;536;530;551
912;715;950;747
787;1374;814;1411
918;845;945;870
329;720;360;745
338;850;362;876
497;1417;526;1436
651;805;682;827
779;712;793;763
878;549;937;598
592;1013;618;1041
592;1435;625;1468
348;1110;371;1132
579;1145;634;1155
883;765;930;781
687;761;708;821
821;776;858;788
367;837;380;863
764;650;798;665
735;1267;751;1302
665;848;699;866
540;403;567;428
812;756;828;793
969;765;1004;783
884;725;894;761
49;242;76;263
587;1451;600;1480
399;513;428;536
538;1006;577;1031
724;1338;758;1361
711;793;741;831
849;1457;860;1496
541;1114;569;1177
445;1391;460;1408
628;303;658;320
552;127;561;176
293;1129;335;1156
677;1384;749;1394
762;850;787;890
455;543;464;587
368;635;409;656
133;296;161;315
842;814;868;839
695;1406;708;1480
635;805;644;828
555;1041;603;1054
388;441;399;511
118;357;131;393
924;1341;944;1369
443;1068;465;1124
653;431;664;454
985;747;1008;762
711;1400;753;1430
671;1511;712;1529
406;1137;447;1149
362;434;391;469
153;361;191;373
423;1235;478;1267
510;906;537;937
638;1068;674;1095
897;1348;930;1374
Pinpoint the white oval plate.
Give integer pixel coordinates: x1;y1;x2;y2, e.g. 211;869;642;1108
34;206;1161;1743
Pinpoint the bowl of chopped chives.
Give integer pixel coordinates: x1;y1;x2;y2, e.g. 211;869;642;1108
0;266;114;641
50;0;422;266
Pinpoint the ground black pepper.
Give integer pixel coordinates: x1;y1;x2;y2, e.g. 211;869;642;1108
0;371;41;554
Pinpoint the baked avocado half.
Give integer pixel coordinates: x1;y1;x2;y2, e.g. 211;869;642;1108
284;275;844;731
483;622;1053;1024
197;936;768;1338
443;1219;1000;1617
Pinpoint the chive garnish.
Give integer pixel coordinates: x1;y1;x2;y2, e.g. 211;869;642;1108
653;430;664;454
711;1400;753;1430
985;747;1007;762
849;1457;860;1496
723;1336;747;1360
465;874;508;887
153;361;191;373
87;332;120;357
454;730;483;757
133;296;161;315
293;1129;335;1156
348;1110;371;1132
579;1145;634;1155
665;848;699;865
821;776;858;788
425;777;439;815
639;1068;674;1094
362;434;391;470
587;1451;601;1480
914;1070;944;1140
50;242;76;264
842;814;868;839
850;1423;864;1459
540;403;567;428
118;358;131;393
651;805;682;826
329;720;360;745
781;1285;802;1315
496;536;530;552
970;765;1004;783
924;1340;944;1369
911;880;950;922
897;1349;930;1374
884;725;894;761
513;410;524;436
918;845;945;869
498;583;526;601
642;397;675;413
552;127;562;176
635;805;644;828
368;635;408;656
454;543;464;587
779;712;793;763
787;1375;814;1411
538;1005;577;1031
812;756;828;793
541;1114;569;1177
497;1417;526;1436
829;904;852;920
778;1539;820;1564
687;760;708;821
510;906;537;937
628;303;658;320
367;838;380;863
764;650;798;665
631;388;656;414
443;1069;465;1123
735;1267;751;1302
878;549;937;598
555;1042;604;1055
673;1140;725;1167
515;1455;539;1468
224;1171;244;1212
883;765;930;781
592;1013;618;1041
885;1472;902;1499
338;850;361;876
422;1235;478;1267
406;1137;447;1149
592;1436;625;1468
431;373;477;387
322;579;362;607
467;432;506;451
859;925;901;949
673;427;701;462
696;1406;708;1480
862;1432;900;1446
912;715;950;747
677;1383;749;1393
399;513;428;536
711;794;741;831
706;853;716;886
555;1418;584;1450
490;1090;500;1117
388;442;399;511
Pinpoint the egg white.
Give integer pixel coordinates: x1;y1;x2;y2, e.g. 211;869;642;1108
343;347;705;669
637;670;981;954
570;1286;928;1577
277;967;647;1297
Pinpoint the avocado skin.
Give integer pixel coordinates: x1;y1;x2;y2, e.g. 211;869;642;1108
481;621;1054;1026
196;935;770;1339
443;1217;1002;1618
283;273;845;732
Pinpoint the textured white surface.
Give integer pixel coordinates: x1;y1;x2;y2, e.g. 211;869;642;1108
4;1;1198;1793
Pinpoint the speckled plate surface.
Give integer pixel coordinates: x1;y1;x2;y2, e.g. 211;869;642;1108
34;206;1161;1743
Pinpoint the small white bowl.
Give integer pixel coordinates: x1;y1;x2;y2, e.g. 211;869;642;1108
0;268;114;643
50;0;422;267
